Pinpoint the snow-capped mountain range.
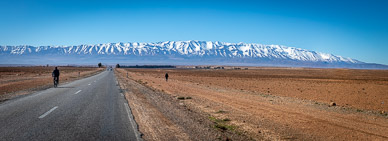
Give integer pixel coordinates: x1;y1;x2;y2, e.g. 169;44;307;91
0;40;386;68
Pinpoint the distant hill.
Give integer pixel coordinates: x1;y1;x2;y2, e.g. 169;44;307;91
1;40;387;69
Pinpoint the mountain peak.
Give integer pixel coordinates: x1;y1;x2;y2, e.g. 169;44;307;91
0;41;373;68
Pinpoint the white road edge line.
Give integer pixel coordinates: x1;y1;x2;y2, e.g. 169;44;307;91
39;106;58;119
74;90;82;94
124;103;142;141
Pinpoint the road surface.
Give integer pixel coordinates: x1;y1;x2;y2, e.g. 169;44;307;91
0;71;141;140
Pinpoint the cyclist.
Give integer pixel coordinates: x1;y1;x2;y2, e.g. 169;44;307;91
52;67;60;87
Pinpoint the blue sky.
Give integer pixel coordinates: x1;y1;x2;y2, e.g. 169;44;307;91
0;0;387;64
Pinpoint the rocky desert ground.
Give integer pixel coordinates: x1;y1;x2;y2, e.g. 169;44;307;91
0;66;104;102
116;67;388;140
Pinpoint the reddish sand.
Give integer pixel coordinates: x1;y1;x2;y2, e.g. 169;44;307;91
117;68;388;140
128;68;388;112
0;67;103;101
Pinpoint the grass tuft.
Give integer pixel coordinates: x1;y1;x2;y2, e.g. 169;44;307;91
216;110;226;113
209;116;236;131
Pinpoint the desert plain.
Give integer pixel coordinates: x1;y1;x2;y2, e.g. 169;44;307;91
0;66;103;101
115;67;388;140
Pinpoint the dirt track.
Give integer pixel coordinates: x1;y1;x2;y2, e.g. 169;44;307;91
116;68;388;140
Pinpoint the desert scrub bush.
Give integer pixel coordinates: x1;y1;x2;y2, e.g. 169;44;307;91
215;123;236;131
216;110;226;113
177;96;185;100
185;96;192;99
209;116;236;131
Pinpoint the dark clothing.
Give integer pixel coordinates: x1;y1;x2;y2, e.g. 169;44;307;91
165;73;169;81
52;69;60;77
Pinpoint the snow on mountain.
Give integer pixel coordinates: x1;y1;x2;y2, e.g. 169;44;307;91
0;40;361;64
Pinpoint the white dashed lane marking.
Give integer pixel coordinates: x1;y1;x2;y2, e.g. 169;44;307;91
74;90;82;94
39;106;58;119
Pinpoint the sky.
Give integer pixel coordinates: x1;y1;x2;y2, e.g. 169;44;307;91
0;0;387;65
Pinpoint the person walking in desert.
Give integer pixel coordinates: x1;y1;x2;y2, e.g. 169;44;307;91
165;73;169;82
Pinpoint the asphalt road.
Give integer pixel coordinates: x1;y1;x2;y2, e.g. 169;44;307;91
0;71;141;141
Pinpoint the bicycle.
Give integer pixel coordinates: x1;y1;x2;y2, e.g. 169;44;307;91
53;77;59;88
